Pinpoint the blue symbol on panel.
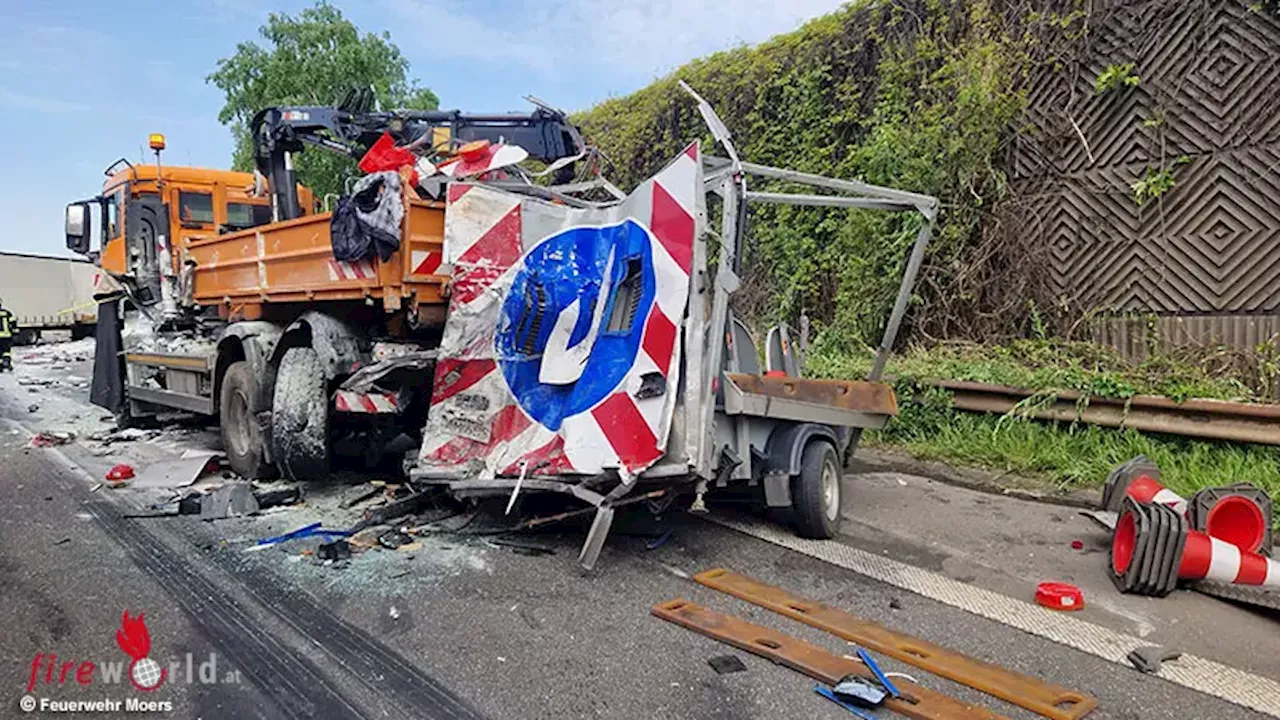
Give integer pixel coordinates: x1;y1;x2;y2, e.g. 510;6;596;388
496;219;655;431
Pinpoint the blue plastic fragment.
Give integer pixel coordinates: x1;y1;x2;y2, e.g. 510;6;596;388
856;648;901;699
252;522;351;549
646;530;673;550
814;685;878;719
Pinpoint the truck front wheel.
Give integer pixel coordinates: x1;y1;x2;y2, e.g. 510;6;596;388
219;361;274;479
792;440;842;539
271;347;330;480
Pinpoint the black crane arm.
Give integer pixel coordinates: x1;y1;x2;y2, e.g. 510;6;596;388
250;101;582;221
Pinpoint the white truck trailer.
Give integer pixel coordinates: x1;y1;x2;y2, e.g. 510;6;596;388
0;251;98;343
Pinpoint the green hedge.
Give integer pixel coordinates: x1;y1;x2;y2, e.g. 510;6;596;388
577;0;1085;353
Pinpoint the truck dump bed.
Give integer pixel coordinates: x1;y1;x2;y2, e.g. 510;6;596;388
186;196;447;318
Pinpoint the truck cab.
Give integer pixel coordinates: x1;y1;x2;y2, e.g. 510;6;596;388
64;140;314;303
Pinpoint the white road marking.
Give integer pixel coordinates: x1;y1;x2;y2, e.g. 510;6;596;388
707;513;1280;718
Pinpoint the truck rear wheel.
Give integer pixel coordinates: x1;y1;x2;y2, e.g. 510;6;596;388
271;347;330;480
220;361;274;479
792;440;842;539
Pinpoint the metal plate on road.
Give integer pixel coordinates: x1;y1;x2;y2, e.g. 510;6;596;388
694;568;1097;720
651;598;1007;720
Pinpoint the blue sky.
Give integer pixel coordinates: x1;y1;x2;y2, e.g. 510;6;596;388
0;0;845;257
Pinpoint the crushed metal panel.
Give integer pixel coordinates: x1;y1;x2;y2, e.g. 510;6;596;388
418;143;703;479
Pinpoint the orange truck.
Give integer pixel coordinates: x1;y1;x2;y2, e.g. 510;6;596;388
64;101;581;479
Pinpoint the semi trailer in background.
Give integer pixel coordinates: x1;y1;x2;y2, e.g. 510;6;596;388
0;251;97;344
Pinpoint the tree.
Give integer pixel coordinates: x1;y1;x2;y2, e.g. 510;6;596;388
207;2;439;199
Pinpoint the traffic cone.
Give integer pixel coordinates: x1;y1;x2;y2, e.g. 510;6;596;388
1188;484;1273;557
1102;456;1187;515
1111;498;1280;596
1109;498;1186;597
1178;527;1280;588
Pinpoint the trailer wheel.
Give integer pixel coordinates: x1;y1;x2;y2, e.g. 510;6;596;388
271;347;330;480
792;440;842;539
219;361;274;479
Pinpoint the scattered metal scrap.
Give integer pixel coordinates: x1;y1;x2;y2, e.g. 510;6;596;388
1126;646;1181;675
132;453;218;489
692;568;1096;720
651;599;1006;720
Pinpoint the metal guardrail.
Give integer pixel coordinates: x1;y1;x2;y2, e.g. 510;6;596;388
933;379;1280;446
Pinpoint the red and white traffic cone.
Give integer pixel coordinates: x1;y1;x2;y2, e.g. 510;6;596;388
1123;474;1188;516
1178;529;1280;588
1189;485;1273;557
1103;456;1185;514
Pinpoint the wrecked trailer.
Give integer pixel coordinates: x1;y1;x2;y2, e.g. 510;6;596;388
410;85;939;569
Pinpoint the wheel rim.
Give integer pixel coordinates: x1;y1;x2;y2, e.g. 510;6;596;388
822;455;840;522
226;389;251;456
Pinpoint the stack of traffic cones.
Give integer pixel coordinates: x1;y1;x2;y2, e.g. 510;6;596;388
1111;497;1280;594
1104;456;1275;597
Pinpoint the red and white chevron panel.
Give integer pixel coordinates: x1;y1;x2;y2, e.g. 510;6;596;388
409;249;445;276
327;259;376;281
418;143;701;479
334;390;401;414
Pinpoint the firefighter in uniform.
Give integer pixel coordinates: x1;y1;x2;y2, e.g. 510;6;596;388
0;298;16;371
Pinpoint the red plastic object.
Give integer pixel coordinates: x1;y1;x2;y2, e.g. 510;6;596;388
1071;540;1084;550
106;464;135;482
357;132;419;185
1112;511;1136;575
764;370;787;378
1205;495;1267;556
1035;582;1084;611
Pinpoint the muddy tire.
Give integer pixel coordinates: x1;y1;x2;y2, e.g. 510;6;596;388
792;440;842;539
219;360;274;479
271;347;330;480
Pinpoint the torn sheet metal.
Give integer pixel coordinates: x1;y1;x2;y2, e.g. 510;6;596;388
132;453;218;489
418;143;702;479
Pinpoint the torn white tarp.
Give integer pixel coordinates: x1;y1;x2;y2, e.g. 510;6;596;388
417;143;702;479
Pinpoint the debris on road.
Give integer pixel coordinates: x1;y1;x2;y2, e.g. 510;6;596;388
854;648;901;698
707;655;747;675
833;675;889;707
652;599;1006;720
1035;582;1085;611
352;492;432;533
199;483;259;520
378;530;413;550
1126;645;1181;674
253;485;302;510
27;403;38;412
133;454;219;489
31;431;74;447
693;568;1095;720
248;522;349;552
815;684;878;720
339;483;383;509
645;530;673;550
490;537;555;556
317;539;352;562
105;463;135;485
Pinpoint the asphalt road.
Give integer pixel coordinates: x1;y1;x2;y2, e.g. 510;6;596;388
0;342;1274;719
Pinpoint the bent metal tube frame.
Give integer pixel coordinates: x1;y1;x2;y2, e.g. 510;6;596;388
409;83;940;569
